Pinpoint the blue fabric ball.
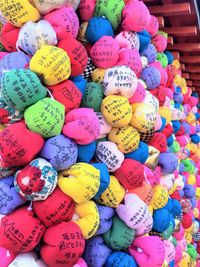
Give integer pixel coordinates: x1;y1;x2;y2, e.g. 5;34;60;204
169;260;175;267
175;86;182;93
184;184;195;199
138;30;151;53
157;117;166;132
179;163;185;174
141;43;157;64
167;136;173;147
164;51;174;64
172;120;181;134
125;141;149;164
195;112;200;120
92;162;110;199
85;17;114;44
181;121;191;135
153;208;171;233
105;252;137;267
78;141;96;162
170;213;175;229
173;92;183;104
171;199;182;217
174;102;181;109
191;134;200;144
192;92;199;98
163;198;172;213
70;75;87;95
190;197;197;209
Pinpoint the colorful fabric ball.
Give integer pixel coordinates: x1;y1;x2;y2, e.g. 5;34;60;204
14;158;57;201
58;162;100;203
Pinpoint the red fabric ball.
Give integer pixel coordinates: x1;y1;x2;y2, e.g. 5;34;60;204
41;222;85;267
148;132;167;153
33;187;76;227
170;190;181;201
182;213;193;229
48;80;82;113
114;159;145;190
0;207;45;253
0;122;44;168
151;86;168;106
1;23;19;52
58;36;88;76
161;124;174;138
175;126;185;136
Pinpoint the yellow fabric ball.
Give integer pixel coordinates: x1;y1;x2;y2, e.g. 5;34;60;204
158;107;172;125
97;175;125;208
150;185;168;210
91;68;106;83
188;175;196;185
30;45;71;86
0;0;40;27
101;95;132;127
145;145;160;170
131;103;157;133
178;252;191;267
193;208;199;218
108;125;140;153
58;163;100;204
74;201;99;239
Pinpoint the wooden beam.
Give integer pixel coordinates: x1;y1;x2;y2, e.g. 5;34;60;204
187;80;193;86
182;73;190;79
161;26;197;36
167;43;200;51
167;36;173;45
185;66;200;73
192;81;200;87
148;3;191;16
171;52;180;59
181;57;200;64
189;74;200;80
180;64;185;71
157;17;164;27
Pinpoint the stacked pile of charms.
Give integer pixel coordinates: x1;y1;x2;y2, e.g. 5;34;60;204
0;0;200;266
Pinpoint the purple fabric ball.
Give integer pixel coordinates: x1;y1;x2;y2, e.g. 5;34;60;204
84;236;112;267
158;152;178;174
0;176;26;214
141;43;157;64
95;204;115;235
140;66;161;89
40;134;78;171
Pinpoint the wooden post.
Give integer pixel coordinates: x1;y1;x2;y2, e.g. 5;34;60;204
161;26;197;36
157;17;165;27
148;3;191;16
182;73;190;79
167;37;173;45
186;66;200;73
187;80;193;86
189;74;200;80
167;43;200;51
181;57;200;64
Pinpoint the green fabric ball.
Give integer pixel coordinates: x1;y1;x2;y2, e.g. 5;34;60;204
161;222;174;240
169;141;180;153
1;69;47;111
181;159;195;174
156;53;168;68
187;244;197;261
95;0;124;30
81;82;103;112
103;215;135;250
24;98;65;138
